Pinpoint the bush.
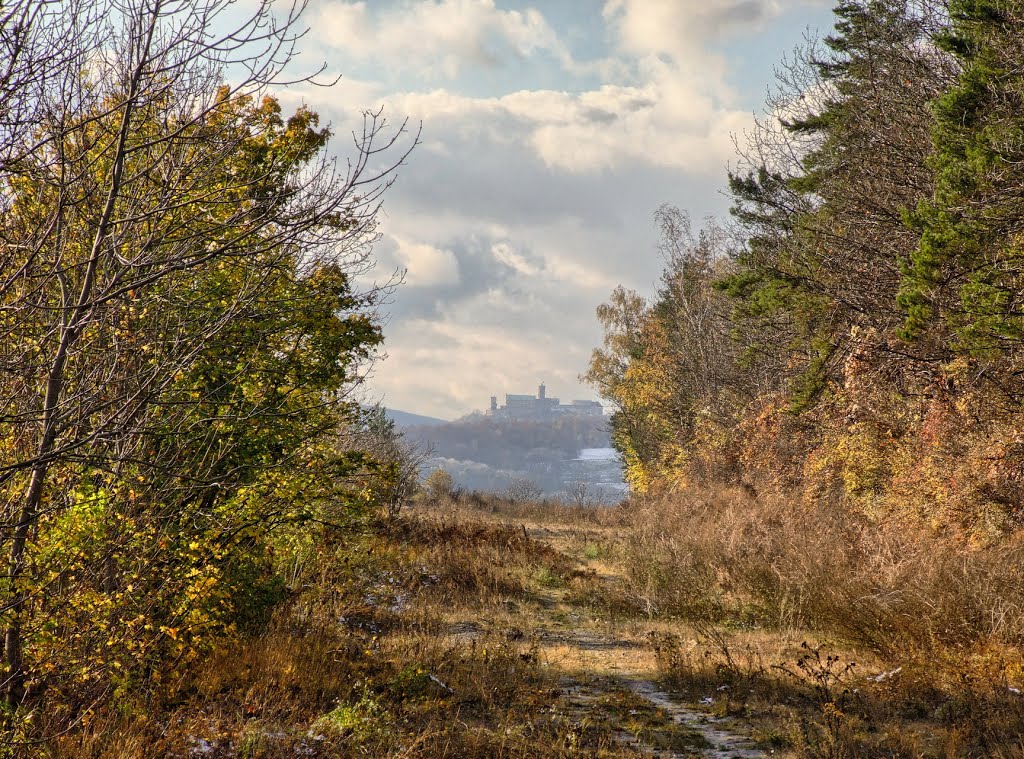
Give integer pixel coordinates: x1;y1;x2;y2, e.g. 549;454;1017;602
506;478;543;503
424;468;456;500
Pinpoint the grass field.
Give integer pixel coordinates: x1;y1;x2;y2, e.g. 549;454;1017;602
46;488;1024;757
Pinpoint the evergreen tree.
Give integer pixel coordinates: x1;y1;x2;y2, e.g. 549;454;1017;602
900;0;1024;361
725;0;947;401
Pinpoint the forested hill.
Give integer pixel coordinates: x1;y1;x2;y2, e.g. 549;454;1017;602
384;408;448;428
404;415;623;497
406;415;611;471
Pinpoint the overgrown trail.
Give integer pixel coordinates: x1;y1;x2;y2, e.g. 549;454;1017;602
446;516;765;758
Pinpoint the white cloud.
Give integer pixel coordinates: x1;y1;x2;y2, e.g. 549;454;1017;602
293;1;838;417
313;0;569;79
380;81;748;174
491;241;542;277
603;0;797;59
306;0;769;176
392;236;461;287
374;296;605;419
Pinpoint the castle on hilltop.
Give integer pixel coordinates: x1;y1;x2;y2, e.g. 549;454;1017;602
487;383;603;421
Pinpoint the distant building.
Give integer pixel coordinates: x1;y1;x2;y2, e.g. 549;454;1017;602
487;383;603;421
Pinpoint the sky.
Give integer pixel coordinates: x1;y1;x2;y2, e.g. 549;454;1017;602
287;0;836;420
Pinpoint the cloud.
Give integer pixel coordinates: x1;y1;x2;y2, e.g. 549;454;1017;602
337;95;737;417
391;237;461;287
312;0;569;79
380;81;748;175
373;285;609;419
296;1;837;418
491;241;543;277
603;0;805;59
308;1;768;176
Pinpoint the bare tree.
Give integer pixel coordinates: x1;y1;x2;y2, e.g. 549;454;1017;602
506;478;543;504
350;405;434;518
563;480;591;508
0;1;105;170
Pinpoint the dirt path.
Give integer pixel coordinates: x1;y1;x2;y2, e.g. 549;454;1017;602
533;595;764;758
452;518;766;757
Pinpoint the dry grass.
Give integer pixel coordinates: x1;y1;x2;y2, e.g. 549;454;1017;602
617;488;1024;652
31;484;1024;758
437;490;628;528
418;487;1024;756
34;509;635;759
610;486;1024;757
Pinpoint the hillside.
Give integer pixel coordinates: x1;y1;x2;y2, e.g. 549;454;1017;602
384;408;448;428
405;414;625;499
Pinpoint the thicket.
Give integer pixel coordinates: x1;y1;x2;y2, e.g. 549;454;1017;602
589;0;1024;538
0;0;414;746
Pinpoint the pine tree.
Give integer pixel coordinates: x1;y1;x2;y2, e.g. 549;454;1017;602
899;0;1024;358
725;0;946;402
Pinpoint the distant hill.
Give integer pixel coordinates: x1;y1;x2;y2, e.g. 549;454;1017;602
385;408;448;428
405;414;626;500
406;415;611;467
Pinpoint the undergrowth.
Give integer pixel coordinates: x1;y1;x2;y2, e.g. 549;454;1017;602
619;486;1024;757
26;508;632;758
33;484;1024;758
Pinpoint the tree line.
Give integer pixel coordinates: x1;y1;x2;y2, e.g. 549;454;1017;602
588;0;1024;535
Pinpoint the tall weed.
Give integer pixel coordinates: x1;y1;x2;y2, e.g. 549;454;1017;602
619;487;1024;657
